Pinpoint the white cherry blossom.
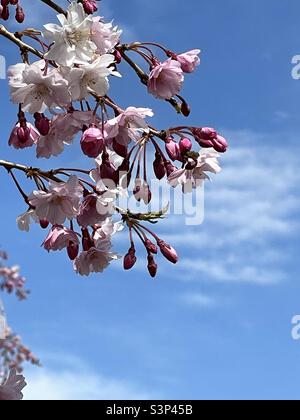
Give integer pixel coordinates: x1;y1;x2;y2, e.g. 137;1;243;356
44;2;97;67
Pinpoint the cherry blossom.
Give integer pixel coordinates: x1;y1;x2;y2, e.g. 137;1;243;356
168;150;222;193
44;2;97;66
92;16;122;55
28;176;84;225
36;110;94;159
148;60;184;100
9;61;70;114
105;107;154;146
176;50;201;73
62;54;120;101
74;242;120;276
43;225;80;253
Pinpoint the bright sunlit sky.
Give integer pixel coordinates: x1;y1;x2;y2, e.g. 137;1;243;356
1;0;300;400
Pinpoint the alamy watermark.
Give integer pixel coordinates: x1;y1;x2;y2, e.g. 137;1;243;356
291;55;300;80
0;54;6;80
291;315;300;340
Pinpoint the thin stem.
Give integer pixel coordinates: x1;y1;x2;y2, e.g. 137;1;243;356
39;0;66;15
0;25;44;59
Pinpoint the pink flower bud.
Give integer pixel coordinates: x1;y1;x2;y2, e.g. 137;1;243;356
166;139;180;161
176;50;201;73
81;127;104;158
124;247;137;270
181;101;191;117
67;242;79;261
145;239;158;254
179;137;192;155
34;113;50;136
212;135;228;153
82;0;98;14
114;50;122;64
157;240;179;264
192;127;228;153
147;255;158;278
82;229;94;251
153;154;166;180
0;5;9;20
39;219;49;230
15;4;25;23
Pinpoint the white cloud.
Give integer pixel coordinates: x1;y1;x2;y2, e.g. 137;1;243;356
23;354;154;400
157;130;300;285
181;293;217;308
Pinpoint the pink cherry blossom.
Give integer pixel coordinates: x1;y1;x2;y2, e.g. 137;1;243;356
168;150;222;193
28;176;84;225
105;107;154;147
148;60;184;100
77;194;107;228
43;225;80;252
176;49;201;73
36;111;94;159
92;16;122;55
74;242;119;276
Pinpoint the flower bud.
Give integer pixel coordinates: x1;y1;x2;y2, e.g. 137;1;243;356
153;154;166;180
82;0;98;14
147;255;158;278
157;240;179;264
124;247;137;270
145;239;158;255
39;219;49;230
165;138;180;161
179;137;192;155
114;50;122;64
34;113;50;136
181;101;191;117
81;127;104;158
15;4;25;23
67;242;80;261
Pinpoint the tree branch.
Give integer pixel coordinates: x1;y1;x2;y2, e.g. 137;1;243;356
39;0;66;15
0;24;44;59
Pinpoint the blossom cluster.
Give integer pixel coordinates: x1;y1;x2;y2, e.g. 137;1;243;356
2;0;228;279
0;254;29;300
0;252;39;395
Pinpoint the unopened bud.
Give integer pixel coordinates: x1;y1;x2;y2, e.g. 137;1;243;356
147;255;158;278
124;247;137;270
153;153;166;180
157;239;179;264
39;219;49;230
67;242;79;261
179;137;192;155
34;113;50;136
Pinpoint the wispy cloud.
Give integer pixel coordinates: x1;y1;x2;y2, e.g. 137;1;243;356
181;293;218;308
23;353;154;400
157;130;300;285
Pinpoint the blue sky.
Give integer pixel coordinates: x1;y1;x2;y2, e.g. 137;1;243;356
1;0;300;400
